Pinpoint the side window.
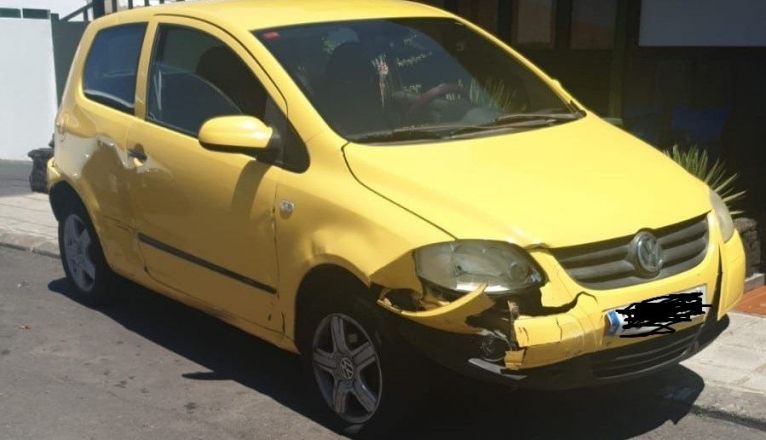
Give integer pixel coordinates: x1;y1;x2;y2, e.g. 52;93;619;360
148;25;266;136
83;24;147;113
148;25;309;172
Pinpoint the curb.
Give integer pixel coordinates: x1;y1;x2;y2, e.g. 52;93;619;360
745;273;765;292
687;385;766;431
0;230;59;258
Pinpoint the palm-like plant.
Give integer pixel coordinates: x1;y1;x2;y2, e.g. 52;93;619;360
468;78;524;112
664;145;746;216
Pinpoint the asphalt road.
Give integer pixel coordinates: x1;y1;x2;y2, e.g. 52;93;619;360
0;160;32;197
0;246;764;439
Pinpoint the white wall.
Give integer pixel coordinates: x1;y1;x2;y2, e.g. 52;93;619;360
641;0;766;47
0;17;58;160
0;1;174;17
0;1;86;15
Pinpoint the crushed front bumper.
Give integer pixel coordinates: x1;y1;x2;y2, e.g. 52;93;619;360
394;302;729;390
378;218;744;389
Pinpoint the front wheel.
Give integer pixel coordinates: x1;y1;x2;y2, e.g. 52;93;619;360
304;287;429;435
312;313;383;425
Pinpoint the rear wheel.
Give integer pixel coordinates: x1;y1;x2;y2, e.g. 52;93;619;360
58;201;116;305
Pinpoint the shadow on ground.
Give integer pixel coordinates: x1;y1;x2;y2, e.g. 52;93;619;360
49;277;707;439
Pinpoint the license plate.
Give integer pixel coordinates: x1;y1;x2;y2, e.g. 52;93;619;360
606;285;710;338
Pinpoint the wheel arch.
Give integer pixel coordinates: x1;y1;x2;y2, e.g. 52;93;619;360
293;263;376;353
49;180;86;222
48;172;106;233
49;179;111;262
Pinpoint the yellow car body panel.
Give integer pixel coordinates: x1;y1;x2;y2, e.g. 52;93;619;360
47;0;745;380
720;229;746;316
342;115;711;248
269;131;452;344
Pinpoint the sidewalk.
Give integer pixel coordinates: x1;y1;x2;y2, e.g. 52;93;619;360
1;187;766;427
0;192;58;257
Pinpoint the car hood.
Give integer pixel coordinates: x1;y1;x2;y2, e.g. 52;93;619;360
343;116;711;248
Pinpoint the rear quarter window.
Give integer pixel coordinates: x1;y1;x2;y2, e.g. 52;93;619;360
82;24;147;114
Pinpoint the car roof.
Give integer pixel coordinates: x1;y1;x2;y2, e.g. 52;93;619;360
113;0;452;31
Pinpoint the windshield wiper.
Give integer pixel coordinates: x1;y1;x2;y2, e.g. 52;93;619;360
491;111;582;124
447;111;583;138
350;127;449;144
349;110;584;143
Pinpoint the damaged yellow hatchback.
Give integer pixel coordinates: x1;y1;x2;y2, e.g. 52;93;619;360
48;0;745;431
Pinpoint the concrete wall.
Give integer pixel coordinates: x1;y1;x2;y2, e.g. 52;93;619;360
0;1;85;15
0;17;58;160
52;19;87;103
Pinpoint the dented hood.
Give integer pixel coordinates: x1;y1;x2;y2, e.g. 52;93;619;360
344;116;711;248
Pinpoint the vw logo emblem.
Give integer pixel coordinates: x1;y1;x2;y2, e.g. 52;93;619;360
339;357;355;380
632;231;663;276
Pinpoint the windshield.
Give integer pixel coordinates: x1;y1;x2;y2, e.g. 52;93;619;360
256;18;581;144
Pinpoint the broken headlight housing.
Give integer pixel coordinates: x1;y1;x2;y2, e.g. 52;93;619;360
414;240;545;298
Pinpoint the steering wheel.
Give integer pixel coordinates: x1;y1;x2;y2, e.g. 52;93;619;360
406;83;469;121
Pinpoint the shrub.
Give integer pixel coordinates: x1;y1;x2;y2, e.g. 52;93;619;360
664;145;745;216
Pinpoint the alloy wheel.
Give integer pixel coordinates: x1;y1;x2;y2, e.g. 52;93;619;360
62;214;96;292
312;313;382;424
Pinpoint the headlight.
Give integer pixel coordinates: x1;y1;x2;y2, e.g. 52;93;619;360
414;240;544;297
710;190;735;242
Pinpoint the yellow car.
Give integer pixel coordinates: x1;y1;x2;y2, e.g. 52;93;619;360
48;0;745;431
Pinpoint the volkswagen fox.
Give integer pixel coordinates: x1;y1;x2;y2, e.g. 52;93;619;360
48;0;745;431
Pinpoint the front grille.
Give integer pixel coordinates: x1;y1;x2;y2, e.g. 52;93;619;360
591;325;700;378
551;215;709;289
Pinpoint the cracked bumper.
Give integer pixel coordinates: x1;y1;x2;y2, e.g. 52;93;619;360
473;313;729;389
396;310;729;390
382;221;745;388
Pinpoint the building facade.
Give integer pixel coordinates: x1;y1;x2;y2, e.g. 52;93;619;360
424;0;766;216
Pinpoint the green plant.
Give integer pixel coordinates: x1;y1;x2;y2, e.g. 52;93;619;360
468;78;525;112
664;145;746;216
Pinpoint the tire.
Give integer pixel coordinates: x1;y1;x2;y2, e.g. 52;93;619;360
57;198;116;306
300;281;427;436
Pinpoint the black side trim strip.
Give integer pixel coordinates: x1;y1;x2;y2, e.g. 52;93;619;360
137;233;276;294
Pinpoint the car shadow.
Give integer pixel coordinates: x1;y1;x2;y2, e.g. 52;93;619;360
48;277;708;439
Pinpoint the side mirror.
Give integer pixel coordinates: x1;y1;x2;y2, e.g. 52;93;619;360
199;115;273;155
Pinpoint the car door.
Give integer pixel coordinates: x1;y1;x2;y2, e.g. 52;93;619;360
124;17;289;330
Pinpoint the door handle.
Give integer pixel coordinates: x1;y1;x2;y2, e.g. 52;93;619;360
128;144;147;162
